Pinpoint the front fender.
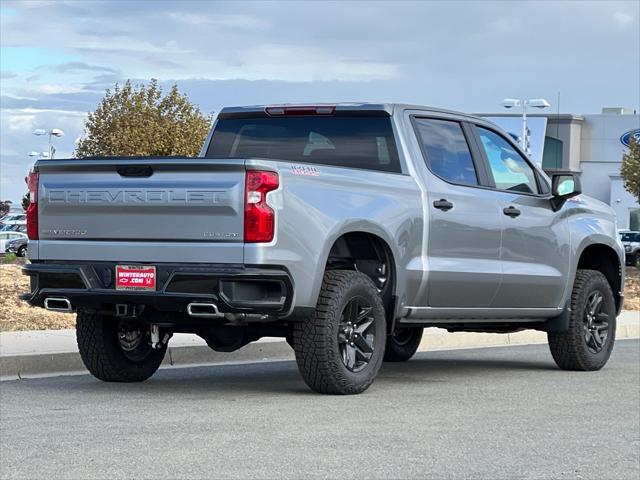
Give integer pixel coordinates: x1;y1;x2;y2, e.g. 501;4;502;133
562;196;625;310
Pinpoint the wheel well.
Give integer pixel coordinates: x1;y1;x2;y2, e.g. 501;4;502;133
577;244;622;311
325;232;396;317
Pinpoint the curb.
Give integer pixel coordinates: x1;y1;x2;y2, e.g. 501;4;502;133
0;339;295;380
1;314;638;380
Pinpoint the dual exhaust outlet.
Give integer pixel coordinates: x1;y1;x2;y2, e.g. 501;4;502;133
186;302;224;318
44;297;223;319
43;297;73;312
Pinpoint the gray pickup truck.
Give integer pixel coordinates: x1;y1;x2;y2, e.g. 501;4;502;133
23;103;625;394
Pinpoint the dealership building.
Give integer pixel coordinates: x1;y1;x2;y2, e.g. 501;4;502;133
483;108;640;231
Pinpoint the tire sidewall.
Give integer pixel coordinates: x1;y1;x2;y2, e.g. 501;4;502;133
76;312;166;382
332;281;386;384
385;328;423;362
571;273;617;368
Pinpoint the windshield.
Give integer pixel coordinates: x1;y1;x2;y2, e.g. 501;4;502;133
206;116;400;173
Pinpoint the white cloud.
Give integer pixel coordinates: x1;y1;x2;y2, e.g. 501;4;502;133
1;92;39;101
30;84;85;95
1;107;87;201
5;112;36;133
238;45;400;82
613;11;635;28
166;12;268;29
118;44;400;83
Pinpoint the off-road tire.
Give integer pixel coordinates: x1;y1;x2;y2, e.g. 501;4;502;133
293;270;386;395
384;328;423;362
548;269;616;371
76;311;166;382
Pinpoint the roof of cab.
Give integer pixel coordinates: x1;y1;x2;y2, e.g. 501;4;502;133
217;103;486;122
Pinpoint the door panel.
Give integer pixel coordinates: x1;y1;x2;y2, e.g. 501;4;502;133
491;192;570;308
427;186;503;307
410;117;502;308
472;125;570;308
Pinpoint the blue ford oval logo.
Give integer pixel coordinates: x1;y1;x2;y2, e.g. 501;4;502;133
621;129;640;147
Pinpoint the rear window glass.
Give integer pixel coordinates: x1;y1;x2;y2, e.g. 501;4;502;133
413;118;478;186
205;116;401;173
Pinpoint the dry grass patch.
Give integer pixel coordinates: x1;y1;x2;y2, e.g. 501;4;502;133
625;267;640;311
0;261;75;331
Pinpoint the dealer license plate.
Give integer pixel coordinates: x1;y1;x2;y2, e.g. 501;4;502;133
115;265;156;291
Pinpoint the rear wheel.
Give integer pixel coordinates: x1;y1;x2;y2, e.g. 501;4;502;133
17;245;27;257
76;311;166;382
548;269;616;371
293;270;386;394
384;327;423;362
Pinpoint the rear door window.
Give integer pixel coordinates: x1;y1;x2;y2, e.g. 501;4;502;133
413;118;478;186
206;116;401;173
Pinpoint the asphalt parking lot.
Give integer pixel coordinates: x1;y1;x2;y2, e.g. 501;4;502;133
1;340;639;480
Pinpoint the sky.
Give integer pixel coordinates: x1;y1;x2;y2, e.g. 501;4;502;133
1;0;639;205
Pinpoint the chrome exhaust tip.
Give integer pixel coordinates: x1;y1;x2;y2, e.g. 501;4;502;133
187;302;224;318
44;297;73;312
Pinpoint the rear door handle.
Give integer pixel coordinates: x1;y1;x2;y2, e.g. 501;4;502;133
433;199;454;211
503;206;521;218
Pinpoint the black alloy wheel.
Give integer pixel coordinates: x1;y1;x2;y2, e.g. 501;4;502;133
338;296;376;372
583;290;609;354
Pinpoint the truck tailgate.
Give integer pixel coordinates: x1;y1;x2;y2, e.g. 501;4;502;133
35;158;246;262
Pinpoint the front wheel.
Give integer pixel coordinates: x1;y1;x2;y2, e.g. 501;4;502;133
293;270;386;395
17;245;27;257
384;328;423;362
76;311;166;382
548;269;616;371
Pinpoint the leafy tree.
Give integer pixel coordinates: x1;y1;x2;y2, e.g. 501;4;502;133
0;200;13;217
74;79;212;158
620;136;640;204
21;192;30;212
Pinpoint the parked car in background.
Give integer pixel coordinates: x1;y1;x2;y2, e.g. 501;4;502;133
0;231;27;254
5;236;28;257
0;213;27;229
0;213;26;223
620;231;640;266
0;223;27;233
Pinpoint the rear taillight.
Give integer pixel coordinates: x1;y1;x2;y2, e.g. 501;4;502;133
244;170;279;243
26;170;39;240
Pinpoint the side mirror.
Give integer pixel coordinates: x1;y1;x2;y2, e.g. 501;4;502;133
550;173;582;211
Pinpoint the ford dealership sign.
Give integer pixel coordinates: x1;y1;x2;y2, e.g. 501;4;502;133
620;129;640;147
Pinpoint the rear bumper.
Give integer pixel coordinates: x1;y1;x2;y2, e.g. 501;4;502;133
22;261;294;317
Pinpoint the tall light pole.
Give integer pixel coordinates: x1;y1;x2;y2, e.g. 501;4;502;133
501;98;550;156
33;128;64;159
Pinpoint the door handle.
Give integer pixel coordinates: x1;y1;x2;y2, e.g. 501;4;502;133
433;199;454;211
503;206;521;218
